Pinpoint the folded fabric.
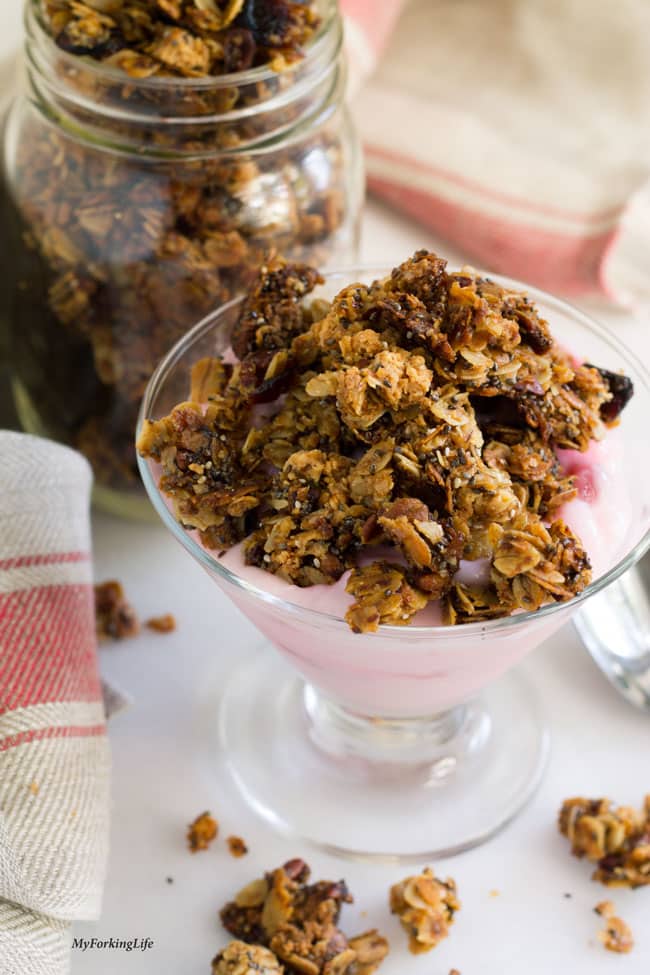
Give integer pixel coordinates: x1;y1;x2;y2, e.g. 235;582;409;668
344;0;650;303
0;433;110;975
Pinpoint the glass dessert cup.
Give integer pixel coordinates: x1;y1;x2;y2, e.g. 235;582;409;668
137;269;650;860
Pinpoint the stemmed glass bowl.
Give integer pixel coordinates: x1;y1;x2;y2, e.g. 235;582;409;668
137;268;650;860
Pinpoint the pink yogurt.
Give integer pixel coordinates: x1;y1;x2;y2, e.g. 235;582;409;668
210;429;632;717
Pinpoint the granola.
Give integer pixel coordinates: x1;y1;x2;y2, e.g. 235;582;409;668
94;580;140;639
4;1;352;498
220;858;389;975
145;613;177;632
187;810;219;851
389;868;460;954
45;0;320;79
212;941;284;975
594;901;634;954
227;835;249;857
138;251;633;630
558;795;650;887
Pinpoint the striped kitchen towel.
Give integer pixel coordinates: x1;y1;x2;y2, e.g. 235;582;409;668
0;432;110;975
344;0;650;303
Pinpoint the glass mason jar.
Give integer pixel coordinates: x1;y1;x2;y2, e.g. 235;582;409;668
1;0;363;518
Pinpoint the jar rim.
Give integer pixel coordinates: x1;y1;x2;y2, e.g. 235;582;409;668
26;0;339;92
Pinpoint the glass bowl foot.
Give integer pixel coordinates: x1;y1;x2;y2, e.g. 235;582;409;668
216;650;550;861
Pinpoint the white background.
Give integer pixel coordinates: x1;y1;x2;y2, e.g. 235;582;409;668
1;4;650;972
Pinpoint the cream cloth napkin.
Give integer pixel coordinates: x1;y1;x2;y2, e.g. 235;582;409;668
344;0;650;304
0;432;110;975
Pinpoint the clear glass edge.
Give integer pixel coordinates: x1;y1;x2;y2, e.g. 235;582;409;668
136;266;650;639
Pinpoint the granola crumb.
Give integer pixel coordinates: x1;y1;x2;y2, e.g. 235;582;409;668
219;859;389;975
145;613;177;633
212;940;283;975
94;580;140;640
558;794;650;888
449;970;462;975
488;889;500;897
187;811;218;852
389;867;460;954
595;901;634;954
29;781;39;796
227;835;249;858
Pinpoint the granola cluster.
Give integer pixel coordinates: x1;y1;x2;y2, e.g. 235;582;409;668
389;868;460;954
559;795;650;888
219;858;389;975
44;0;320;77
138;250;633;629
594;901;634;954
5;2;351;497
94;580;140;639
187;810;219;851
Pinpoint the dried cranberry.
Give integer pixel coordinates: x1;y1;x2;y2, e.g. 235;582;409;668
236;0;292;46
239;351;295;403
587;364;634;422
222;28;256;73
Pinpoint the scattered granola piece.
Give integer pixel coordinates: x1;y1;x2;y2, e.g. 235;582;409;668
345;562;429;633
228;836;249;858
389;867;460;954
29;782;40;796
212;940;284;975
220;859;388;975
558;795;650;888
145;614;177;633
139;251;633;630
594;901;634;954
187;811;219;852
94;580;140;640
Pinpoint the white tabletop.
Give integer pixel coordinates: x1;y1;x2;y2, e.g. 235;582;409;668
66;201;650;975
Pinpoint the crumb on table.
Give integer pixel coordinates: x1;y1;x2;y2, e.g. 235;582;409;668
94;580;140;640
594;901;634;954
145;613;177;633
227;835;249;858
187;811;218;852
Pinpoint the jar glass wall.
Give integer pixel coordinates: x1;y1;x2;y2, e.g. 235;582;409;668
1;0;363;518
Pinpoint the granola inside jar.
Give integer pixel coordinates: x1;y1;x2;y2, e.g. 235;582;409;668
0;0;362;518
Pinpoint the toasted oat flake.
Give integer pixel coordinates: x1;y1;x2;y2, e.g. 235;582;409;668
212;940;283;975
138;251;632;631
